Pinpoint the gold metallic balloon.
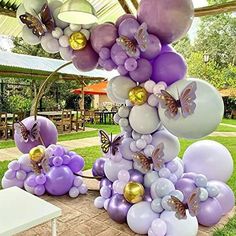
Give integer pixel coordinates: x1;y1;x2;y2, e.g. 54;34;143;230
29;147;45;162
123;182;145;204
69;32;87;50
129;86;148;106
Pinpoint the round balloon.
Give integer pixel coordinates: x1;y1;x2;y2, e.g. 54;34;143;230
158;78;224;139
137;0;194;44
183;140;233;182
22;26;41;45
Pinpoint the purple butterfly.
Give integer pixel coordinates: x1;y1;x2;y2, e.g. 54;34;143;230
116;23;149;58
14;121;40;142
157;82;197;119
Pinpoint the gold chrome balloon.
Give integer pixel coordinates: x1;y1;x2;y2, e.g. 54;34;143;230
123;182;145;204
29;147;45;162
69;32;87;50
129;86;148;106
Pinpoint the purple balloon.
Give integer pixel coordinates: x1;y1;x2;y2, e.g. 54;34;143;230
52;156;63;167
99;47;111;60
182;172;198;180
151;52;187;86
34;185;46;196
107;194;132;223
14;116;58;154
141;34;162;60
45;166;74;196
130;58;152;83
128;169;144;184
197;198;223;227
160;44;176;54
1;177;24;189
115;14;136;27
25;174;37;188
111;43;128;66
72;43;99;72
117;65;128;76
92;158;106;177
91;23;118;53
100;178;113;189
124;58;138;72
35;174;47;185
175;178;196;203
208;181;235;215
68;155;85;173
4;169;16;180
103;59;117;71
143;188;153;202
137;0;194;44
118;18;140;40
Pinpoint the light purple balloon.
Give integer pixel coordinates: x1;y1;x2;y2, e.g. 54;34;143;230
117;65;128;75
8;160;20;171
107;194;132;224
69;186;79;198
68;155;84;173
103;59;117;71
208;181;235;215
151;52;187;86
128;169;144;184
25;174;37;188
100;178;112;189
91;23;118;53
45;166;74;196
111;43;128;65
73;176;83;187
72;43;99;72
92;158;106;177
94;196;106;209
34;185;45;196
62;155;71;165
115;14;136;27
4;169;16;180
35;174;47;185
118;18;140;40
59;46;73;61
141;34;162;60
124;58;138;72
52;156;63;167
14;116;58;154
175;178;196;203
78;183;88;194
18;154;32;172
100;186;112;199
182;172;198;180
130;58;152;83
16;170;27;181
1;177;24;189
151;218;167;236
119;138;136;161
99;47;111;60
197;198;223;227
160;44;176;54
137;0;194;44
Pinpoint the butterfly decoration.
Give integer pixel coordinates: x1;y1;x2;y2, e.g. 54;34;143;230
31;155;50;175
156;81;197;119
99;130;124;156
14;121;40;143
167;188;201;220
116;23;149;58
20;4;55;37
133;143;165;172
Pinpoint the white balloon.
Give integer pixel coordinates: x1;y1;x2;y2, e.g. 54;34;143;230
160;210;198;236
94;196;106;209
144;171;159;188
48;0;62;12
151;130;180;162
59;35;69;47
106;85;125;104
16;4;26;25
111;76;136;101
80;29;90;40
119;138;136;161
183;140;233;182
41;33;60;53
23;0;47;14
158;78;224;139
127;202;159;234
52;27;63;39
70;24;82;32
64;27;73;37
104;158;133;182
129;104;161;134
82;23;94;29
59;47;73;61
53;7;69;29
22;26;41;45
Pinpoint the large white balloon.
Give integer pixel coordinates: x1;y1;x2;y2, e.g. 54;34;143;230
127;202;159;234
104;158;133;182
106;83;126;104
160;211;198;236
111;76;136;100
158;78;224;139
151;130;180;162
23;0;47;14
53;7;69;29
48;0;63;13
183;140;233;182
22;26;41;45
129;104;161;134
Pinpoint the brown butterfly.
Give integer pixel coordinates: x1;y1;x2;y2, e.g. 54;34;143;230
167;188;201;220
20;4;55;37
157;82;197;119
31;154;50;175
133;143;165;172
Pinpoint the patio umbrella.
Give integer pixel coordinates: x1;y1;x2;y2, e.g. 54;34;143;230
72;81;108;95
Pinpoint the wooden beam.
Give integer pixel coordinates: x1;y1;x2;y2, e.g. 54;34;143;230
0;7;16;18
117;0;132;14
194;1;236;17
130;0;139;10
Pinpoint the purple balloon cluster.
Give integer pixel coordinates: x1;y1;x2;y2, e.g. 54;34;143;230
2;144;87;198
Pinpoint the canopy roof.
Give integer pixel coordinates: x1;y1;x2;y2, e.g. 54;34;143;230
219;88;236;97
0;51;118;80
72;81;108;95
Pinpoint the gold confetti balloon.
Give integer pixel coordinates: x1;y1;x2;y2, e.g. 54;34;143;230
123;182;145;204
129;86;148;106
69;32;87;50
29;147;45;162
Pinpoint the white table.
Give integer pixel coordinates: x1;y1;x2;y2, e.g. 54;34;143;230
0;187;61;236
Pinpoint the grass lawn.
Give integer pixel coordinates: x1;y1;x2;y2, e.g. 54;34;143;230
222;118;236;126
216;124;236;132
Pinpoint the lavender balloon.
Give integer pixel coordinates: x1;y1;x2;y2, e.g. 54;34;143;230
107;194;131;223
68;155;84;173
100;178;113;189
116;14;136;27
92;158;106;177
151;52;187;86
14;116;58;154
118;18;140;40
128;169;144;184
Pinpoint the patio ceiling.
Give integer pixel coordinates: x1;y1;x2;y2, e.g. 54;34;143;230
0;0;236;37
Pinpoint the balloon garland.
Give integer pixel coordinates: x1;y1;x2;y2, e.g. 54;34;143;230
2;0;233;235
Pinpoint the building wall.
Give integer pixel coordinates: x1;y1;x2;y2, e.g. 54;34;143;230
93;94;112;109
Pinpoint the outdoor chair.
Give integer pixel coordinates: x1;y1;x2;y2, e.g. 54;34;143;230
0;112;8;140
7;112;25;139
84;110;94;123
71;110;85;132
56;110;72;133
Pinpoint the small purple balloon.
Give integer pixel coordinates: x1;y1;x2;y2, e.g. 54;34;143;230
117;65;128;75
116;14;136;27
68;155;85;173
45;166;74;196
62;155;71;165
26;174;37;188
107;194;132;224
4;169;16;180
92;158;106;177
197;198;223;227
35;174;47;185
52;156;63;167
34;185;46;196
128;169;144;184
8;160;20;171
53;146;64;156
103;59;117;71
118;18;140;40
124;58;138;72
99;47;110;60
1;177;24;189
151;52;187;86
100;178;113;189
160;44;176;54
111;43;128;65
143;188;153;202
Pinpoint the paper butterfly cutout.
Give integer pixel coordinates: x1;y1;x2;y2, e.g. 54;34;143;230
31;154;50;175
116;23;149;58
20;4;55;37
167;188;201;220
133;143;165;172
14;121;40;143
157;81;197;119
99;130;124;156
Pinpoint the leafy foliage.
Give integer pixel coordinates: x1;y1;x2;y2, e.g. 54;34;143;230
7;94;32;112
